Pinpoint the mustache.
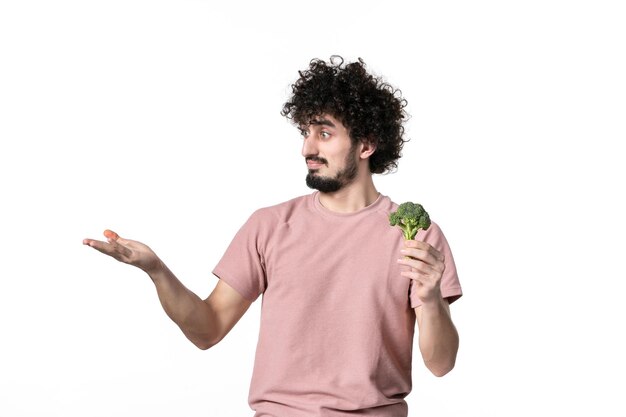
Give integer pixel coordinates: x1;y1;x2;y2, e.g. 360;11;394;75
305;156;328;165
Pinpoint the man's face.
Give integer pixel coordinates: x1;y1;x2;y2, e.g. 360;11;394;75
300;114;359;193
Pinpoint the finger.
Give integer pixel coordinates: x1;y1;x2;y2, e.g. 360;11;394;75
103;229;130;249
405;256;445;275
398;257;436;275
428;246;445;263
83;238;119;257
402;270;421;283
106;236;133;258
404;239;430;249
401;270;430;285
103;229;134;248
82;230;120;247
103;229;119;240
84;235;132;260
400;248;438;267
401;267;441;288
83;238;105;248
404;240;445;261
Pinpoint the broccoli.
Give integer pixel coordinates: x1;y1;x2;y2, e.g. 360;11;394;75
389;202;431;240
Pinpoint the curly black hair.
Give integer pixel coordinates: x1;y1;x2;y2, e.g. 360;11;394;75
281;56;409;174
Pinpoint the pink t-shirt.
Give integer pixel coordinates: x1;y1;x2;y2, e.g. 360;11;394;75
213;192;462;416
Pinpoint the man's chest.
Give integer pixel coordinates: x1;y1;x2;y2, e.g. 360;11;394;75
260;218;411;312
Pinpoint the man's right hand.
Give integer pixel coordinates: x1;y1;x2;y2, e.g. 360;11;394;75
83;229;162;274
83;229;253;349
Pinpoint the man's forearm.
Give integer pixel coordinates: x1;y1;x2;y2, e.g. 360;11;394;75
418;298;459;377
147;260;217;349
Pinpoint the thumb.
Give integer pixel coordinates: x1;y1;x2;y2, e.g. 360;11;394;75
103;229;129;245
103;229;119;240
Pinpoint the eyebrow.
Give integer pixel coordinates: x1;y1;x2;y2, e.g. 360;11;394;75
309;118;336;128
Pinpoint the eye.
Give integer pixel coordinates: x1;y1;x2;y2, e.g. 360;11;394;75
320;131;331;139
299;128;309;138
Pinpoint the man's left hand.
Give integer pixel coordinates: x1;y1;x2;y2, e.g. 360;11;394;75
397;240;446;304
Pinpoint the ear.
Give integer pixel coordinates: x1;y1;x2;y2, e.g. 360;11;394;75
358;139;377;160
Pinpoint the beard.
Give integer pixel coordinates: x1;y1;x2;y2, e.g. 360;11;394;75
305;145;359;193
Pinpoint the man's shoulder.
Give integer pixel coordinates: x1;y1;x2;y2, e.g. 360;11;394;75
250;193;313;222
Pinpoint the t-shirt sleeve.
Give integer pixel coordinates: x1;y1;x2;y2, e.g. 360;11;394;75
409;221;463;308
212;210;269;302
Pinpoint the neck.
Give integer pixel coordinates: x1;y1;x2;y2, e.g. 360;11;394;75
318;172;379;213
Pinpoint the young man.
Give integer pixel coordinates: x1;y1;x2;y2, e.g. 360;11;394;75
83;56;462;416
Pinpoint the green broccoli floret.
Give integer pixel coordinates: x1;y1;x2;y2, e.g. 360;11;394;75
389;202;431;240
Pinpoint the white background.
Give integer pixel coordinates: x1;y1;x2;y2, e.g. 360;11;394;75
1;1;625;416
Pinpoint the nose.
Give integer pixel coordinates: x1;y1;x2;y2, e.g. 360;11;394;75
301;133;318;158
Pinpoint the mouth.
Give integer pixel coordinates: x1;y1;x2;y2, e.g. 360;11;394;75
306;161;325;169
306;158;327;169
